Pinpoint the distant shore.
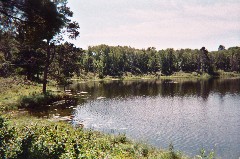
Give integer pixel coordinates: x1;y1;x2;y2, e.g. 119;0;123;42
71;71;240;82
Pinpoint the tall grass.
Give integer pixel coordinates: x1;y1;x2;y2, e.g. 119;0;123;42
0;77;61;111
0;116;190;159
18;92;63;109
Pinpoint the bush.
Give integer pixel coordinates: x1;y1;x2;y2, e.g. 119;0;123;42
0;116;17;158
0;61;14;77
0;116;191;159
19;92;63;108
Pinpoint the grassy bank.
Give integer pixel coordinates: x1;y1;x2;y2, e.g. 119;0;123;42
71;71;240;82
0;115;191;159
0;115;216;159
0;77;64;111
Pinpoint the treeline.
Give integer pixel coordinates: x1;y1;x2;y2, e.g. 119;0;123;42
82;45;240;77
1;41;240;81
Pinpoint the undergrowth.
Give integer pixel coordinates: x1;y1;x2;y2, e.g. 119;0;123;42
0;116;188;159
18;92;64;109
0;77;61;111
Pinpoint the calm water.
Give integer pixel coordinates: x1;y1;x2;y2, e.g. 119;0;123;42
29;78;240;158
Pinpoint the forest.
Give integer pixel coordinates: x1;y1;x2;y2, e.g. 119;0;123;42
79;44;240;77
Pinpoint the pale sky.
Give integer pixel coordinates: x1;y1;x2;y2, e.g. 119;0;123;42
67;0;240;51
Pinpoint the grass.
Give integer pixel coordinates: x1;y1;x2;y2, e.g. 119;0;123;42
18;92;65;109
0;115;189;159
159;72;210;79
71;71;240;82
216;70;240;78
0;77;62;111
0;115;217;159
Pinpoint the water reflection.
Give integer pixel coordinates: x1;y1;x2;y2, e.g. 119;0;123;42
68;78;240;100
29;78;240;117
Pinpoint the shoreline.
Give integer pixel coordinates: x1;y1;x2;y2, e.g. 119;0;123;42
71;71;240;82
1;72;240;111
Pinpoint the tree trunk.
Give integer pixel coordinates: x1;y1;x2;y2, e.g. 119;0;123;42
42;66;48;94
42;42;51;94
198;51;201;73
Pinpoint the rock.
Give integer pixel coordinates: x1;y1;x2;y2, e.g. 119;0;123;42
80;91;88;94
97;97;106;100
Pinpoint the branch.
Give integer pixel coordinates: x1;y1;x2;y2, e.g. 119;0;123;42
0;10;26;23
0;10;45;25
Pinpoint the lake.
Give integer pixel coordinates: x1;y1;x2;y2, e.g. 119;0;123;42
29;78;240;158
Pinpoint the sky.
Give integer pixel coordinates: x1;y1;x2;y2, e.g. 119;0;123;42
67;0;240;51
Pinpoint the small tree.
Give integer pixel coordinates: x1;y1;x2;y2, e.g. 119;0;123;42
200;47;213;74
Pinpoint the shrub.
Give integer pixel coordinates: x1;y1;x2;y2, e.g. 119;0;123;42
19;92;62;108
0;116;191;159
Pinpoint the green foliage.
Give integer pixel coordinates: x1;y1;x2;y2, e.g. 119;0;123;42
14;49;45;81
0;60;14;77
19;92;63;109
0;116;190;159
0;31;19;77
195;148;215;159
79;45;240;78
0;0;80;94
50;42;83;85
168;143;182;159
0;116;16;158
112;134;128;144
